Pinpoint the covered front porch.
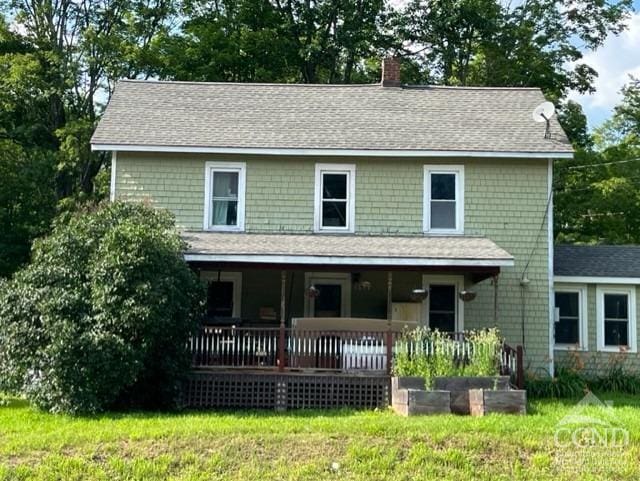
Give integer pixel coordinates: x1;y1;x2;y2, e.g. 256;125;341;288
182;232;523;408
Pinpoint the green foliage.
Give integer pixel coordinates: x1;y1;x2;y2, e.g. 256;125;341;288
393;328;502;387
525;366;588;399
395;0;632;98
557;100;592;150
590;354;640;395
0;140;56;277
152;0;394;84
527;352;640;399
0;202;205;414
554;76;640;245
614;77;640;145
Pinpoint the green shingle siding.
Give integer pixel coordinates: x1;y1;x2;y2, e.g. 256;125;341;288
555;284;640;374
115;152;551;372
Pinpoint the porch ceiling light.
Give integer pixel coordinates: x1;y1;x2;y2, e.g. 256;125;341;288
410;288;428;301
459;290;477;302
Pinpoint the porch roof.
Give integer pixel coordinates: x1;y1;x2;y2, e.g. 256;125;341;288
182;232;514;268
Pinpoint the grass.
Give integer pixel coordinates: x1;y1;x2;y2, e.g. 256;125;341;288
1;394;640;480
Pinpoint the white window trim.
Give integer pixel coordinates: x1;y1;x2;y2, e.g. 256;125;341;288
553;284;588;351
314;163;356;233
596;285;637;353
421;275;465;332
203;161;246;232
304;272;352;317
200;271;243;318
423;165;465;235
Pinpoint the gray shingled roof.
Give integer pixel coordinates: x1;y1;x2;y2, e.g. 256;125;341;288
182;232;514;266
555;245;640;278
92;80;572;155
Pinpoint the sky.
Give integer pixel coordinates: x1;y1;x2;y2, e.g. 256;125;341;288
568;1;640;129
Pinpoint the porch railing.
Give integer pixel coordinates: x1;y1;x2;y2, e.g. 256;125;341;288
189;327;524;387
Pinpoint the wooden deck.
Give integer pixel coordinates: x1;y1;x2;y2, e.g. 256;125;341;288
184;326;524;410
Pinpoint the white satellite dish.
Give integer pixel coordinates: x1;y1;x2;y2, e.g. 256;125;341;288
532;101;555;139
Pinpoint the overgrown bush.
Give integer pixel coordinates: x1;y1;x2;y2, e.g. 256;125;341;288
0;202;204;414
590;353;640;394
393;328;502;387
526;351;640;399
525;366;588;399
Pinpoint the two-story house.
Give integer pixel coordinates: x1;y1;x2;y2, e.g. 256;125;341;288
91;58;574;409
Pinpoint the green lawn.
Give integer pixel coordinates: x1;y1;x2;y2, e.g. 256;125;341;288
1;394;639;480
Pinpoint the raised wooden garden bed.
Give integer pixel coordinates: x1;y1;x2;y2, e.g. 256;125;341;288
392;388;451;416
434;376;511;414
469;388;526;416
391;376;451;416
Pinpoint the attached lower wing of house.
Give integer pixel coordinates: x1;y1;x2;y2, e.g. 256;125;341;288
91;57;610;377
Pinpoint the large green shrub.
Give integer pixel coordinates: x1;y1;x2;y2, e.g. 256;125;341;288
0;202;204;414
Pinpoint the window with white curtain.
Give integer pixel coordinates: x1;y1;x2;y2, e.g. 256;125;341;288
204;162;246;231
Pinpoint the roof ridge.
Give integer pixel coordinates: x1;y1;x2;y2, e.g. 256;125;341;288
119;79;381;88
404;85;542;92
117;79;542;91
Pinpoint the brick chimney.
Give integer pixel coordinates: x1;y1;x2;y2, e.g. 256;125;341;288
381;56;401;87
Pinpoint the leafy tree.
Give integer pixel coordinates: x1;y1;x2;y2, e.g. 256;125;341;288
0;141;56;276
0;202;204;413
154;0;394;83
396;0;632;99
554;79;640;244
614;77;640;145
557;100;592;150
3;0;177;197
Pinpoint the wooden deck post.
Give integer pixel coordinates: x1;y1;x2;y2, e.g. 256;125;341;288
278;270;286;372
516;345;524;389
386;271;393;375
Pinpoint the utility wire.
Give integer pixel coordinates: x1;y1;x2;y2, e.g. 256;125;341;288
563;157;640;170
520;187;553;280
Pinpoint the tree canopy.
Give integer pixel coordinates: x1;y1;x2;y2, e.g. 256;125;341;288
554;79;640;245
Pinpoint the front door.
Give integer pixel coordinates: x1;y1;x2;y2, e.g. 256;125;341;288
423;275;464;332
428;285;457;332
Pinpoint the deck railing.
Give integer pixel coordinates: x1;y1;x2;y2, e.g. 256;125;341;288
189;326;524;387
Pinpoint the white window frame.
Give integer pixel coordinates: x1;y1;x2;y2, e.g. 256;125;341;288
421;275;465;332
423;165;464;234
304;272;352;317
553;284;588;351
203;161;246;231
200;271;243;318
314;163;356;233
596;285;637;353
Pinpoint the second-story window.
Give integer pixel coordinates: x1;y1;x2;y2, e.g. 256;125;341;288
314;163;356;233
423;165;464;234
204;161;246;231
